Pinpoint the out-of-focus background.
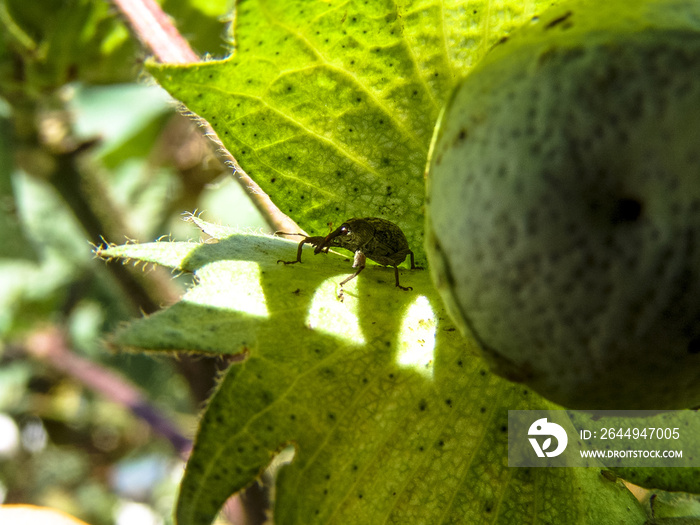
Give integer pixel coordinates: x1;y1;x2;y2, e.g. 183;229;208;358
0;1;268;523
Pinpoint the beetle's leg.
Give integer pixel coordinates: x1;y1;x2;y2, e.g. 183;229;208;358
408;250;423;271
394;266;413;291
277;235;330;265
277;238;308;265
339;251;366;287
336;251;365;300
339;266;365;287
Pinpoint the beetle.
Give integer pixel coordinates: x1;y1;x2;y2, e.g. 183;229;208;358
277;217;420;293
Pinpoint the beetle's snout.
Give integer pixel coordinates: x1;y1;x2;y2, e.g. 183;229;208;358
313;240;328;254
314;233;335;254
314;226;345;254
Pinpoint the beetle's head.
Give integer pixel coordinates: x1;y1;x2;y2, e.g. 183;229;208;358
314;222;355;253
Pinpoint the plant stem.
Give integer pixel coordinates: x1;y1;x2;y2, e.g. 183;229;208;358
23;326;192;459
110;0;302;235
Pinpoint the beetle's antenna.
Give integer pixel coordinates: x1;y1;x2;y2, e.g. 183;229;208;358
274;231;307;237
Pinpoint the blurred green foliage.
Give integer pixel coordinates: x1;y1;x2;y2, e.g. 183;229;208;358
0;0;266;523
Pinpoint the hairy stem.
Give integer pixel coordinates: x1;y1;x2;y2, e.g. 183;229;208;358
110;0;302;234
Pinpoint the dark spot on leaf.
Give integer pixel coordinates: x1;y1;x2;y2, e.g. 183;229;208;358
419;400;427;411
545;11;573;29
358;493;363;499
611;198;643;223
437;440;444;447
271;178;276;183
601;469;617;482
480;407;486;413
445;399;452;407
500;425;507;433
352;465;358;471
457;360;463;367
688;336;700;354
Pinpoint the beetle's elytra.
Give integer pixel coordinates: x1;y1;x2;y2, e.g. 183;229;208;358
277;217;420;294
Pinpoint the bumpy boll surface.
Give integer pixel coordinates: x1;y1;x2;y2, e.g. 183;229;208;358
426;0;700;409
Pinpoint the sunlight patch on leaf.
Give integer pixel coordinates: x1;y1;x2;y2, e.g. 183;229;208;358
306;276;365;345
396;295;436;379
183;260;268;317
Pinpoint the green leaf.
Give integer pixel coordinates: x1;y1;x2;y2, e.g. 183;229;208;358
568;410;700;494
1;0;139;90
0;118;36;261
99;217;647;525
147;0;557;260
614;467;700;496
640;489;700;521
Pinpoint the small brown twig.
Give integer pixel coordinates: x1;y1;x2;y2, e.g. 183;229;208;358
110;0;302;235
23;326;192;459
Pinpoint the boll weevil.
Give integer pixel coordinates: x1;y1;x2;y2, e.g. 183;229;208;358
277;217;421;294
